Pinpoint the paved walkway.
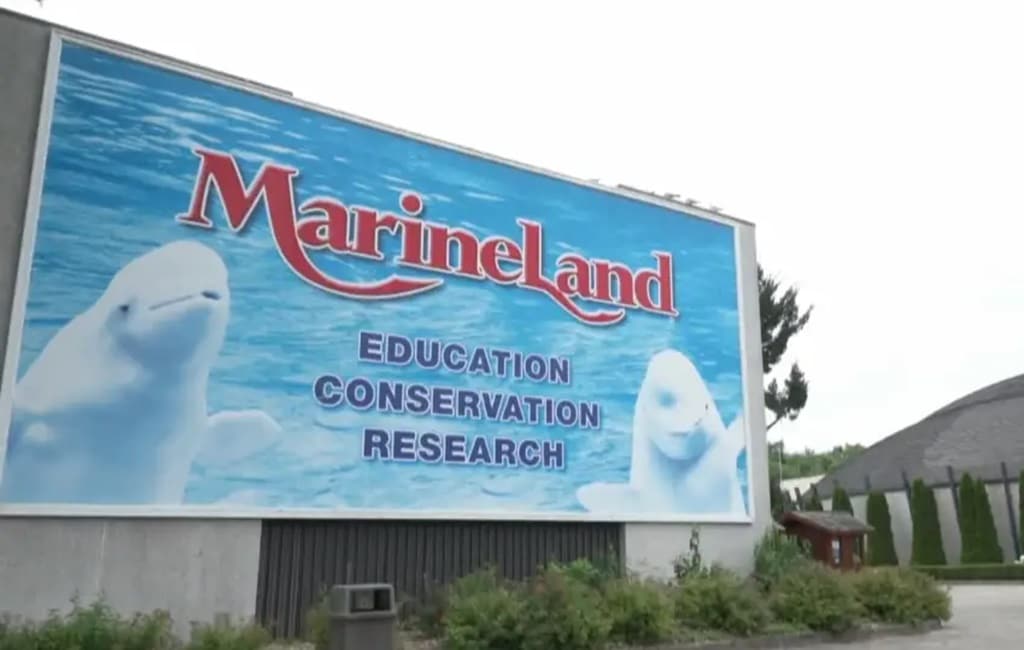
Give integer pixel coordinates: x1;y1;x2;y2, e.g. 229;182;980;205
806;584;1024;649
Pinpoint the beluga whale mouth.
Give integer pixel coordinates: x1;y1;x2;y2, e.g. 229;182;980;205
147;290;223;311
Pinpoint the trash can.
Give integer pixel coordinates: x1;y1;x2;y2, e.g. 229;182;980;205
327;583;397;650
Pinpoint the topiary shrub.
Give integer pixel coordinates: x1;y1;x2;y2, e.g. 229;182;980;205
674;568;768;637
831;486;853;514
847;567;952;624
769;563;860;633
972;477;1004;563
752;530;812;592
865;491;899;566
442;569;526;650
910;479;946;566
958;473;980;563
518;564;611;650
602;578;675;646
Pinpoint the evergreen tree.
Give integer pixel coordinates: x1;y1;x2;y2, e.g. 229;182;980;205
830;486;853;514
910;479;946;566
804;487;823;511
958;473;979;564
759;266;813;431
972;477;1004;563
865;491;899;566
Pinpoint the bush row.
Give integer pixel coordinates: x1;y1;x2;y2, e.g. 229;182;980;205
914;563;1024;581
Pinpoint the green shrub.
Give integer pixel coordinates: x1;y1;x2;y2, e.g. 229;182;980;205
914;563;1024;581
972;478;1004;562
442;569;526;650
958;473;980;563
769;563;860;633
186;619;271;650
674;569;768;637
804;487;823;511
831;486;853;514
0;598;177;650
752;530;812;591
518;565;611;650
602;579;675;646
910;480;946;566
847;568;952;624
865;491;899;566
304;592;329;650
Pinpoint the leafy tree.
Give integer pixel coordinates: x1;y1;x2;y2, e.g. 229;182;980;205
830;486;853;514
971;477;1003;563
759;265;813;431
765;442;865;480
865;491;898;566
910;479;946;566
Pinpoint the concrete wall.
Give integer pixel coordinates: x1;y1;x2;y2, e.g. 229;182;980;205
0;518;261;638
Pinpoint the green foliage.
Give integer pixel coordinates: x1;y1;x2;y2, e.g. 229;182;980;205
758;265;813;430
752;530;812;592
672;528;705;581
847;568;952;624
830;486;853;514
767;443;866;481
958;473;979;563
0;598;177;650
674;570;768;637
910;480;946;566
914;563;1024;581
865;491;899;566
972;478;1004;562
442;570;526;650
769;563;860;633
602;579;675;646
1020;469;1023;559
517;564;611;650
304;591;329;650
804;487;823;511
186;619;271;650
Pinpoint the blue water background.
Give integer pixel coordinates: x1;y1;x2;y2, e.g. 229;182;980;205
5;42;749;515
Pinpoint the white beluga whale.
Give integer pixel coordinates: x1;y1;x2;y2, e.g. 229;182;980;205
576;348;747;516
0;239;281;505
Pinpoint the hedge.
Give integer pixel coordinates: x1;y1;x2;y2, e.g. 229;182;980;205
910;479;946;566
830;486;853;514
914;563;1024;581
865;491;898;566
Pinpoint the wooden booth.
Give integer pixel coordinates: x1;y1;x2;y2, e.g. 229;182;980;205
779;510;873;571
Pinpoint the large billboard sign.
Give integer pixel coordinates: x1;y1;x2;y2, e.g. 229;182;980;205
0;35;760;522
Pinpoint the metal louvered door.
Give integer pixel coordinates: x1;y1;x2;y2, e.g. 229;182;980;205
255;519;624;638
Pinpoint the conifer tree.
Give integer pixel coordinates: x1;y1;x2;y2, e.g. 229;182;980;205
1019;469;1023;561
831;486;854;514
865;491;898;566
804;487;823;511
958;473;979;564
910;479;946;566
972;477;1004;563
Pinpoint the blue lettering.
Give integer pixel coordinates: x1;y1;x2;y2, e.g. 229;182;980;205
524;354;547;381
363;428;389;460
385;334;413;365
393;430;416;461
442;343;467;372
432;387;455;416
467;347;492;375
456;390;481;419
346;377;374;410
494;437;517;467
406;383;430;414
580;402;601;430
522;396;543;424
378;380;404;413
555;400;577;427
419;432;443;463
500;395;525;424
468;436;493;465
313;374;343;407
491;349;512;377
542;440;565;470
481;392;503;420
358;331;384;362
519;439;540;468
549;357;571;385
445;435;467;463
415;339;441;369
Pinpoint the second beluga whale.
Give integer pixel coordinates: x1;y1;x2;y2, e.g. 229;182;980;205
0;239;281;505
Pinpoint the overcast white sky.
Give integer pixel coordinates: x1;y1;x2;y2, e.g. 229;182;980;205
6;0;1024;454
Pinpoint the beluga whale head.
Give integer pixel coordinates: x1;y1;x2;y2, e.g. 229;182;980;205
95;239;230;373
633;348;726;463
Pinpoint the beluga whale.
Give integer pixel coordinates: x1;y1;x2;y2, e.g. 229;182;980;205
0;239;282;505
576;348;747;517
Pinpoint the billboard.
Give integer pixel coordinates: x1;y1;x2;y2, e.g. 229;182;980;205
0;35;759;522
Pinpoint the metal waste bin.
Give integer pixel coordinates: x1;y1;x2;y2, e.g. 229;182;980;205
328;583;397;650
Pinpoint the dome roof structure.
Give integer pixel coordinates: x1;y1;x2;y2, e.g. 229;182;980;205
813;372;1024;499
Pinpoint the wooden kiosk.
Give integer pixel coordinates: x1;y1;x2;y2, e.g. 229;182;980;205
779;510;873;571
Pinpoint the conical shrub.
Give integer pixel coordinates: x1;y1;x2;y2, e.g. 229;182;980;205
910;479;946;566
831;486;853;515
865;491;898;566
972;477;1003;563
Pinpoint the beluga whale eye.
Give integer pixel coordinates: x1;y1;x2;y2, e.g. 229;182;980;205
657;390;676;409
118;303;130;315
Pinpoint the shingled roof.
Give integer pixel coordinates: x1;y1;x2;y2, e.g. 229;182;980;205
781;510;873;534
813;372;1024;499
